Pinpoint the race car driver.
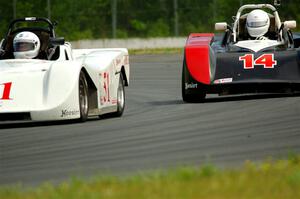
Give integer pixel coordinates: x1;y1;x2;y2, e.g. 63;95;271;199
246;9;270;40
13;31;40;59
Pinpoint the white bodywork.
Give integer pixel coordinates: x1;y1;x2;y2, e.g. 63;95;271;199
234;40;282;52
0;43;129;121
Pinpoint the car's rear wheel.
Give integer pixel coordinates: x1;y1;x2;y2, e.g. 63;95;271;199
113;73;125;117
182;63;206;103
79;71;89;122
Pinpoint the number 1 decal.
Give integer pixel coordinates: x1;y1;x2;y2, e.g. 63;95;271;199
239;54;254;69
0;82;12;100
239;54;277;69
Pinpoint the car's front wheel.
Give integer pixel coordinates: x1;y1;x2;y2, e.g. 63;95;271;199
79;71;89;122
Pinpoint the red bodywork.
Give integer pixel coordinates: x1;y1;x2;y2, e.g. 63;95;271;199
185;33;214;85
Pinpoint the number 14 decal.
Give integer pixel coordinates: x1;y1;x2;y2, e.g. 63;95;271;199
239;54;277;69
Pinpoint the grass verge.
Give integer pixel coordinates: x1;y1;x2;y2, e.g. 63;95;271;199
1;156;300;199
129;48;183;55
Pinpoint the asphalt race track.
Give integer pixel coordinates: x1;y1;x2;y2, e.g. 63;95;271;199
1;54;300;186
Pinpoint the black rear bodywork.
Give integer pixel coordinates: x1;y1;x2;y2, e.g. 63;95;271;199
184;33;300;97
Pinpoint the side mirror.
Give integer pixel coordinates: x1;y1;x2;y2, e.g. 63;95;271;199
215;22;228;31
284;21;297;29
50;37;65;46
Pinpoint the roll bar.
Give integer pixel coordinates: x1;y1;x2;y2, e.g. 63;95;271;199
7;17;56;37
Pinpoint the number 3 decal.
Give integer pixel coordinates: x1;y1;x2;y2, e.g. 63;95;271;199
0;82;12;100
239;54;277;69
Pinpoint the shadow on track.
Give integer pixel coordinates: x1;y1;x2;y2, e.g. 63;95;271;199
0;112;124;130
204;93;300;103
0;117;105;130
148;100;184;106
0;120;77;130
149;93;300;106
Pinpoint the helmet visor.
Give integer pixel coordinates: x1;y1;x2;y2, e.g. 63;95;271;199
247;20;268;28
13;42;35;52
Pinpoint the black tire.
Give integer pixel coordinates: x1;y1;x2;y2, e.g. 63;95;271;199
78;71;89;122
112;73;125;117
182;63;206;103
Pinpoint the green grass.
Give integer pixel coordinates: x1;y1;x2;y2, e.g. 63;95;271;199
1;156;300;199
129;48;183;55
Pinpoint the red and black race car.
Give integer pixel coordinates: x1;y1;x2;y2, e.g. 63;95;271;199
182;3;300;102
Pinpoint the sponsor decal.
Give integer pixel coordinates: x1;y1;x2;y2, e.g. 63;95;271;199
214;78;233;84
60;109;80;117
99;72;110;105
239;54;277;69
0;82;13;100
185;83;198;90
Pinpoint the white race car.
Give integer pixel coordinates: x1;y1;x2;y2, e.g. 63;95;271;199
0;17;129;122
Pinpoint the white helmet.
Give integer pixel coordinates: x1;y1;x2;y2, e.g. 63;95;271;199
246;9;270;38
13;31;40;59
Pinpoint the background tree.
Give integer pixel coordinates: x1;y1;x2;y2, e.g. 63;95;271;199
0;0;299;40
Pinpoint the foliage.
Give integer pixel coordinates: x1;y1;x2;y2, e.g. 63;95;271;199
0;0;299;40
1;157;300;199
